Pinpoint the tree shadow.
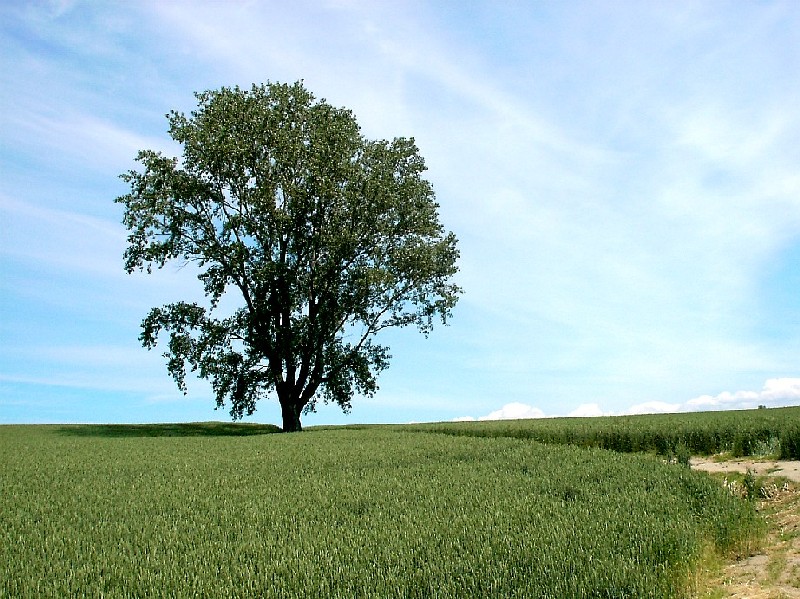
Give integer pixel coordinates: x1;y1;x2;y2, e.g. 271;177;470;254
56;422;282;438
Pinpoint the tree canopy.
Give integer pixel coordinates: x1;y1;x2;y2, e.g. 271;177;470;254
116;82;461;431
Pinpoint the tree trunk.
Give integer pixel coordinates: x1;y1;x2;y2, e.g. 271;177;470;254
280;400;303;432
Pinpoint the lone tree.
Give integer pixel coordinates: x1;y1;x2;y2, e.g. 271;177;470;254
117;82;461;431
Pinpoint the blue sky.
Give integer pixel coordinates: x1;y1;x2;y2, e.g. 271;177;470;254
2;1;800;427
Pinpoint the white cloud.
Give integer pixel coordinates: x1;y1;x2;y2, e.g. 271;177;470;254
460;401;615;422
457;378;800;422
3;2;800;427
685;378;800;411
568;403;606;418
625;401;682;416
477;402;546;421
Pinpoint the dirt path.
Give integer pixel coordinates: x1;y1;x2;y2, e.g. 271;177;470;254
692;458;800;598
691;458;800;483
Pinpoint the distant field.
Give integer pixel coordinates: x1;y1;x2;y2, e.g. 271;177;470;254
1;422;763;597
404;405;800;459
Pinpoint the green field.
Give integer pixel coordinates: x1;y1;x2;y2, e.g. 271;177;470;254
0;418;768;598
407;406;800;459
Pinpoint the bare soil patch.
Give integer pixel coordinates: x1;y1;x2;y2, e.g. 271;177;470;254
691;458;800;483
693;458;800;598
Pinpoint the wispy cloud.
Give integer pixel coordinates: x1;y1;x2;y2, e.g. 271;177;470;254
2;2;799;426
5;109;178;176
0;344;171;394
0;195;124;274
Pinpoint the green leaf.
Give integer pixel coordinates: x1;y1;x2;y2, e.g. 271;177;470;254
117;81;461;430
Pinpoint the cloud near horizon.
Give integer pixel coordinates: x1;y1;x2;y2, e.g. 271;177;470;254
1;2;799;427
455;378;800;421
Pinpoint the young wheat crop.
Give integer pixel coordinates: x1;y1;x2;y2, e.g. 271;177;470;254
0;424;762;597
